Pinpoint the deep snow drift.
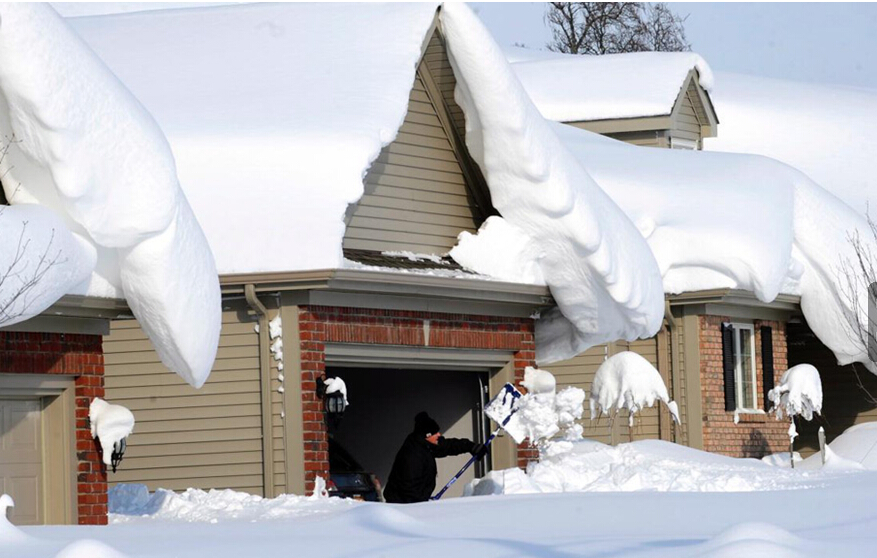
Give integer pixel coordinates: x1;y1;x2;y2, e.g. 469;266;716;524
0;4;220;387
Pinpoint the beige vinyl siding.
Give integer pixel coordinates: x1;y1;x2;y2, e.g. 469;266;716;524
605;130;669;148
669;79;704;146
422;33;466;143
103;300;279;495
547;338;664;443
342;71;479;255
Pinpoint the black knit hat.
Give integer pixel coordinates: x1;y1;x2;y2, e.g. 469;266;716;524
414;411;440;436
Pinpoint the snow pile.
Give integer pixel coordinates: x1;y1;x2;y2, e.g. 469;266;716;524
441;3;665;364
552;121;876;370
506;47;713;122
706;72;877;216
89;398;135;466
0;494;29;544
68;4;438;276
0;205;94;324
449;217;545;285
108;485;356;523
694;522;809;558
465;439;846;496
495;368;585;445
590;351;680;427
54;540;129;558
768;364;823;421
823;422;877;470
0;4;220;388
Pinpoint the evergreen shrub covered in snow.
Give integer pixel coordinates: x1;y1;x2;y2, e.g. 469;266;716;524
768;364;823;421
589;351;680;428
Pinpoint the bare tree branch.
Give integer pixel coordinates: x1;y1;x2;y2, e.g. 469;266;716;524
545;2;690;55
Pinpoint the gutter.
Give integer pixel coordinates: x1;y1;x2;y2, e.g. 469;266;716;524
664;300;682;443
244;284;275;498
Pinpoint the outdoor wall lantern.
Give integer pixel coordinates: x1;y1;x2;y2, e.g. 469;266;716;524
111;438;127;473
316;373;348;429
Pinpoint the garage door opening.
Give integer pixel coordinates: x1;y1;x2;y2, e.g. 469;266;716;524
328;367;489;500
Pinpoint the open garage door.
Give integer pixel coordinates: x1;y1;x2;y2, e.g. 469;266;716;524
329;367;488;500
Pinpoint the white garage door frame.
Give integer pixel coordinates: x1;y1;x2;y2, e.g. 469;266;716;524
0;374;77;525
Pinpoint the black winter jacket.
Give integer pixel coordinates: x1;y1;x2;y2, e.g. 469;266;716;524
383;433;475;503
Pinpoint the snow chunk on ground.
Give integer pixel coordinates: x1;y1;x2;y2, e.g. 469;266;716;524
89;398;134;467
441;4;665;364
0;205;94;326
768;364;823;421
590;351;679;427
108;485;357;524
0;494;29;544
449;216;545;285
507;47;713;122
0;5;220;388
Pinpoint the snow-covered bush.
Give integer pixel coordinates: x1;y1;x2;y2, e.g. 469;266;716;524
768;364;823;463
589;351;680;432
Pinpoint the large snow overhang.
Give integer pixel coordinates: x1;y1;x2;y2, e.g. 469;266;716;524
0;5;221;388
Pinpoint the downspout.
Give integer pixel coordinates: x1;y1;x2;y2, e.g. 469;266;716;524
664;300;682;443
245;284;276;498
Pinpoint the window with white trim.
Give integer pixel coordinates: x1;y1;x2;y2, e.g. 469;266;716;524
732;323;757;410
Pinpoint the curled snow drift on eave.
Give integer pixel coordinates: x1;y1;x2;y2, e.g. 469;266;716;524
554;121;875;370
0;4;220;387
440;3;665;364
507;48;713;122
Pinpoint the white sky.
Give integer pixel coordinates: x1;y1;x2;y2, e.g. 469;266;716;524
471;2;877;89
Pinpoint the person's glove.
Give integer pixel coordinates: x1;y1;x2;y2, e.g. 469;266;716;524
470;442;487;460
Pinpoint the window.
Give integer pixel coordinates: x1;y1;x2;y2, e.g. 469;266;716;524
732;323;757;410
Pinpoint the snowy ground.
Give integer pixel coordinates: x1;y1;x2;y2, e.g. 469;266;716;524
6;440;877;558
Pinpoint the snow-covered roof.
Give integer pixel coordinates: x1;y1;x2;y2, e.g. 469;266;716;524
0;5;220;387
505;46;714;122
68;3;439;276
443;5;873;370
705;72;877;216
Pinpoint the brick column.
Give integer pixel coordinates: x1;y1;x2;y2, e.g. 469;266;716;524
0;332;106;524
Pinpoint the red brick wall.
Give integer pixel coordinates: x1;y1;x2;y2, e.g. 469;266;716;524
0;331;107;525
296;306;536;493
699;316;790;457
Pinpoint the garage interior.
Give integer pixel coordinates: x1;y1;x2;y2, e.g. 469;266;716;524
328;367;490;499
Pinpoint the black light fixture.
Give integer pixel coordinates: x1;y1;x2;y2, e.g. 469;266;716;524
316;374;347;429
111;438;127;473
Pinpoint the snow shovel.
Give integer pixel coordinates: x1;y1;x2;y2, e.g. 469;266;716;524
431;383;523;501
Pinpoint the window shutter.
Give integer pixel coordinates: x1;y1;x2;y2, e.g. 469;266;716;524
761;326;775;410
722;323;736;412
